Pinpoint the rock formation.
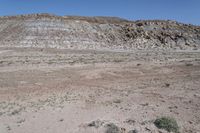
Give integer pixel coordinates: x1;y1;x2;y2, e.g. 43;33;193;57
0;13;199;51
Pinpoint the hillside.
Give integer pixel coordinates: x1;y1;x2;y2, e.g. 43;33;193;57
0;13;200;51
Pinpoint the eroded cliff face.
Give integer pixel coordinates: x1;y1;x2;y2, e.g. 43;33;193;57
0;13;200;51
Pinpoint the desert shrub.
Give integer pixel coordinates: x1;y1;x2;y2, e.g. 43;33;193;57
165;83;170;87
88;119;104;128
154;117;179;133
105;123;123;133
136;22;143;27
185;63;193;66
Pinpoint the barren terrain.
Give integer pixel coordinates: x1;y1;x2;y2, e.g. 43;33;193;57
0;47;200;133
0;14;200;133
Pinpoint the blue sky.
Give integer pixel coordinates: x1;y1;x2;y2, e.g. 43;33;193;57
0;0;199;25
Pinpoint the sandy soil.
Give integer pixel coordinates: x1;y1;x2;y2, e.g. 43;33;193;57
0;48;200;133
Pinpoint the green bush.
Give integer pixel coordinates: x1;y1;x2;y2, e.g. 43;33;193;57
154;117;179;133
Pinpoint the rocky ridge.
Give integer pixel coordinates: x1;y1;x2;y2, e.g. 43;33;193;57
0;13;199;51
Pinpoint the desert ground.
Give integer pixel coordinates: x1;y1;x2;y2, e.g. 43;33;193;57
0;47;200;133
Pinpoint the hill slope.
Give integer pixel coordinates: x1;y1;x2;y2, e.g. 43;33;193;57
0;13;200;51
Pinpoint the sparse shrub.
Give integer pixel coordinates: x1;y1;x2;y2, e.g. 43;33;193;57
165;83;170;87
128;129;138;133
113;99;122;104
11;109;21;115
105;123;125;133
185;63;193;66
113;59;123;62
136;22;143;27
154;117;179;133
125;119;136;125
88;119;104;128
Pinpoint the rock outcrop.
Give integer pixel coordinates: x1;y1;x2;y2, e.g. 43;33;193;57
0;13;199;51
